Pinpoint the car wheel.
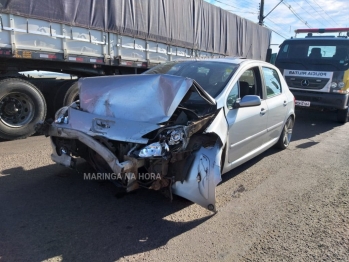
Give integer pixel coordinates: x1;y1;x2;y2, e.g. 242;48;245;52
276;116;294;150
336;108;348;124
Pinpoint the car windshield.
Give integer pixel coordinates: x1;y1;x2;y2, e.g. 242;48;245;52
144;61;238;98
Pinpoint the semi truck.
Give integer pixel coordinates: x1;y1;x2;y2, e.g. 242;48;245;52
275;28;349;123
0;0;272;140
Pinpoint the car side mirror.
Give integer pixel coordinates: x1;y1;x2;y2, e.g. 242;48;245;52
233;95;261;109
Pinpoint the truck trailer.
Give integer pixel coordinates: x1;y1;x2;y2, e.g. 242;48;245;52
0;0;272;140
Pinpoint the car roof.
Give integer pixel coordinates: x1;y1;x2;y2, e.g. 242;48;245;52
173;57;271;66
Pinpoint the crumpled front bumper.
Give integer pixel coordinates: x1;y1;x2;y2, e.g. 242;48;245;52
38;108;226;212
47;125;143;175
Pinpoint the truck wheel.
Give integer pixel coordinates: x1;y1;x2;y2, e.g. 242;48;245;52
337;108;348;123
0;78;46;140
275;116;294;150
63;82;79;106
51;80;77;113
31;79;71;120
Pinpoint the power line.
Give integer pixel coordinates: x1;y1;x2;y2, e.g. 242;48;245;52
264;23;288;39
210;0;259;14
302;0;337;27
229;10;259;15
208;1;289;43
238;0;256;9
309;0;340;27
209;0;260;23
282;1;312;28
265;18;292;39
210;0;239;10
287;0;328;28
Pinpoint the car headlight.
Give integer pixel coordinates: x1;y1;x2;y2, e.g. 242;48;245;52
139;142;169;157
331;82;338;89
338;82;345;88
168;128;185;145
55;106;69;124
138;127;186;158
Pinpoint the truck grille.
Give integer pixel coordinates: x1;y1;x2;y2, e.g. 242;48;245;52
285;76;329;90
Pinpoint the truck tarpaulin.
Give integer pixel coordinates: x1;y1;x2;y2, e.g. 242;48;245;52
0;0;271;60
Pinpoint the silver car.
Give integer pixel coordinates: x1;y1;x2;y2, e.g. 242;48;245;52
40;58;295;211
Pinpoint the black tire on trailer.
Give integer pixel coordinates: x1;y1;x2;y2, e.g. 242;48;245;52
51;80;77;114
30;79;71;120
63;82;79;106
336;108;348;124
0;78;47;140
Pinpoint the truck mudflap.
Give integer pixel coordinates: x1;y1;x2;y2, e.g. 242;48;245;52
292;90;349;110
171;141;223;212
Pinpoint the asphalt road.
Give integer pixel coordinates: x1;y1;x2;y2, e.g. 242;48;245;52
0;109;348;262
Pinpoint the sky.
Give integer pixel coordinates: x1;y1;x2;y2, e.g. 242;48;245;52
205;0;349;53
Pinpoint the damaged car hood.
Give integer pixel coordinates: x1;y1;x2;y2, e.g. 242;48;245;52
79;74;216;124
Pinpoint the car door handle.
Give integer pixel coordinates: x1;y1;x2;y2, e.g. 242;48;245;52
283;100;287;106
260;108;267;115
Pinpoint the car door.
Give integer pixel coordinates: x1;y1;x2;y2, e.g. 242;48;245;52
226;67;268;166
262;66;288;142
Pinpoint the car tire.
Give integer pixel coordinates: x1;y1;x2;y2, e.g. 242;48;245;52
275;116;294;150
336;108;348;124
63;82;79;106
0;78;46;140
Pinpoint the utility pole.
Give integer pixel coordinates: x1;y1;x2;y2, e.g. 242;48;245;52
258;0;264;25
258;0;283;26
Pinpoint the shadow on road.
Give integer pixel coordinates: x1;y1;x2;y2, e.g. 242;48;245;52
0;108;346;261
292;109;343;142
221;109;345;184
221;147;280;185
0;161;212;261
0;133;43;143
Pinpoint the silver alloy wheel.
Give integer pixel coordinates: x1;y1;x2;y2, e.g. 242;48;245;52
0;92;35;127
283;117;294;147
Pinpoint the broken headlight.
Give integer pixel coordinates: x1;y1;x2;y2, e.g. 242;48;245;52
55;106;69;124
139;142;169;157
168;128;185;145
138;127;186;158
